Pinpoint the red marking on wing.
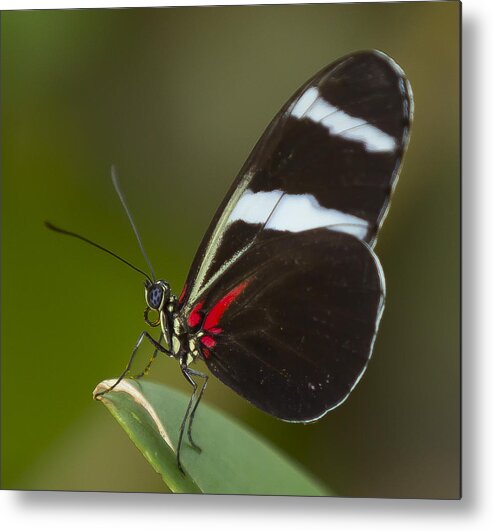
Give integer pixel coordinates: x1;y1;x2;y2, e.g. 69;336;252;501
178;283;187;305
187;301;204;328
200;335;217;349
203;279;250;332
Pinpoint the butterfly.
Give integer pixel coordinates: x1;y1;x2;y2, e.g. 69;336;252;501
48;50;413;473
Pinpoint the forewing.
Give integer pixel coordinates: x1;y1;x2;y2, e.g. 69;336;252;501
185;229;384;422
180;51;412;310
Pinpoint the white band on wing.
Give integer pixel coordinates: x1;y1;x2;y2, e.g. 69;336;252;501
291;87;396;153
229;189;368;240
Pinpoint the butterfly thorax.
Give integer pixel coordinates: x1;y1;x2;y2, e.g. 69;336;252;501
158;299;198;366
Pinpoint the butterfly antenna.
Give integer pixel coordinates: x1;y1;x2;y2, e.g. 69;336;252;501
111;165;156;281
44;221;152;282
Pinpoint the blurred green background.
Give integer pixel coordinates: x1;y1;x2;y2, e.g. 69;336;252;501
1;2;460;498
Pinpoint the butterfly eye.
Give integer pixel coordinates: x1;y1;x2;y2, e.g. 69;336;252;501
147;286;164;309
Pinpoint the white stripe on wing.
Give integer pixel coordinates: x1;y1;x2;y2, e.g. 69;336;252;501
291;87;396;153
229;189;368;240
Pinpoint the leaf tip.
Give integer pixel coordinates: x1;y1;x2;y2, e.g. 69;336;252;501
93;379;118;401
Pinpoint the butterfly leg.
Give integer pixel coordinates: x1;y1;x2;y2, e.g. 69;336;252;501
95;331;169;399
185;368;208;452
176;363;208;473
133;331;164;380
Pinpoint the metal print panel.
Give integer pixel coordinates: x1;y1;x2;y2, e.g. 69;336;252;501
1;2;460;499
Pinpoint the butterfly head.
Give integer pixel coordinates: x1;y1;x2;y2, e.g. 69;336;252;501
144;279;170;312
144;279;171;327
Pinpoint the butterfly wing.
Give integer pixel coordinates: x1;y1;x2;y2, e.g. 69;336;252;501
177;50;412;419
179;50;412;311
185;228;384;421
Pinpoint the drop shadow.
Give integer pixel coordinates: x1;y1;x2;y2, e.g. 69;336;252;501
460;8;479;515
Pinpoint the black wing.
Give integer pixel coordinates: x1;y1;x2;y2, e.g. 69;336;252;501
185;229;384;421
179;50;412;311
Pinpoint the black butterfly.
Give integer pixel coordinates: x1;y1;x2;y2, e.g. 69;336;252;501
48;50;413;473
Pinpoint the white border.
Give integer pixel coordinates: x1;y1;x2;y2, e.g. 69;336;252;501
3;0;492;530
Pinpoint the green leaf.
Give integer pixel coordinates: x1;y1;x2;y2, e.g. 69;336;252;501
94;379;330;495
